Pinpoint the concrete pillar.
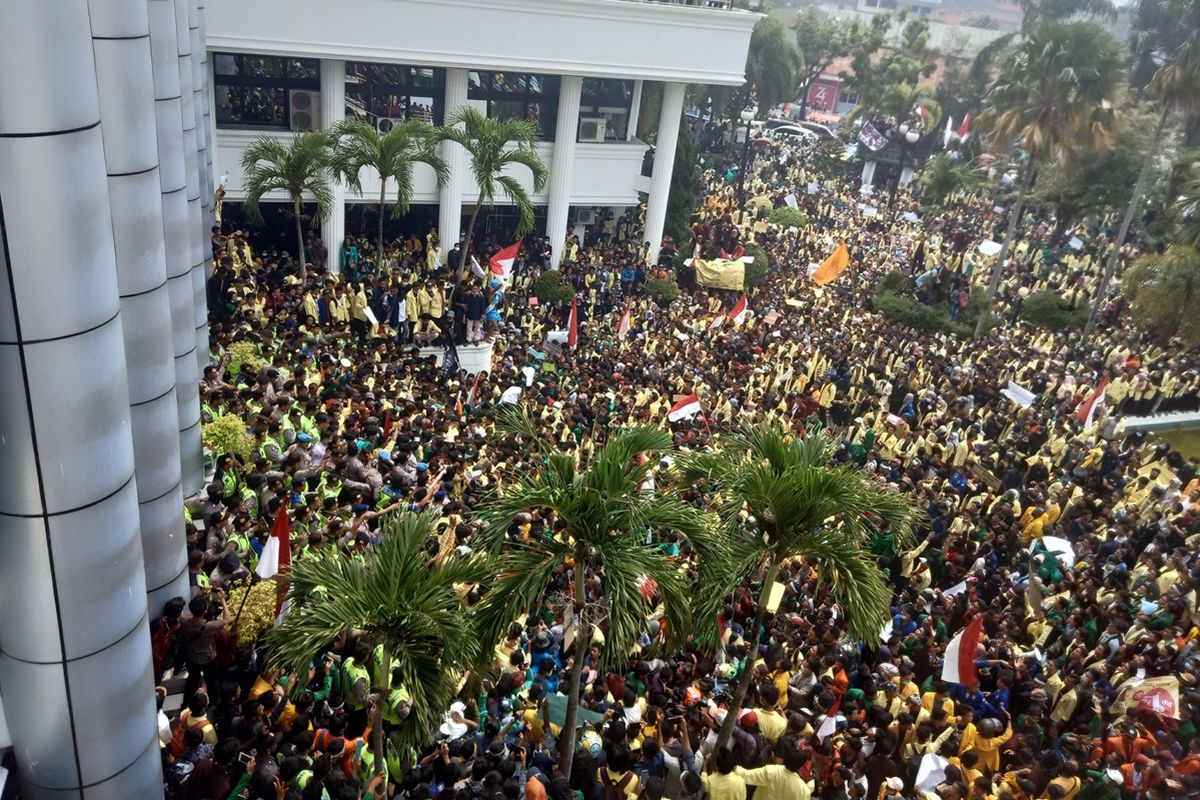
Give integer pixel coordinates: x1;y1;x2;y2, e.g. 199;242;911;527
198;1;215;240
149;0;204;496
643;81;685;266
545;75;583;269
0;3;163;795
189;0;212;371
899;165;915;188
861;159;877;188
173;0;207;379
438;68;470;250
321;58;347;274
627;79;643;141
91;0;189;617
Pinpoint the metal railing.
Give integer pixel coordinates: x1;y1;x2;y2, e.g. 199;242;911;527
612;0;736;10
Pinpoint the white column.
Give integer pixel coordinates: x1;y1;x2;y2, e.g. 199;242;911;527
0;3;163;795
861;159;877;188
899;165;915;188
627;79;643;141
188;0;210;371
149;0;204;496
198;0;215;242
321;58;347;274
91;0;189;616
643;81;686;266
545;75;583;269
438;68;470;249
174;0;206;380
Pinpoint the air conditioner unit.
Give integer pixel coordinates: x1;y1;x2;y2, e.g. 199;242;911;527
576;209;597;226
578;116;607;143
376;116;406;134
288;90;321;131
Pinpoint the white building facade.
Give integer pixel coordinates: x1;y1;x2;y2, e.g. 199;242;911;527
207;0;758;267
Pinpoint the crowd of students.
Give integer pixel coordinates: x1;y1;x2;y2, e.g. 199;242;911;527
164;135;1200;800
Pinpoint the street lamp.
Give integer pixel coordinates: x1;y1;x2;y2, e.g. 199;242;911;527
735;106;757;204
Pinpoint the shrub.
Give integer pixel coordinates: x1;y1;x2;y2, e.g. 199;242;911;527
645;275;681;305
226;340;261;378
747;195;773;214
872;290;958;333
768;206;807;230
202;414;255;461
876;270;912;295
1019;290;1087;330
740;242;769;289
531;270;576;305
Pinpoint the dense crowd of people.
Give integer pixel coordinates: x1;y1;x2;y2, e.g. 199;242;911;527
163;133;1200;800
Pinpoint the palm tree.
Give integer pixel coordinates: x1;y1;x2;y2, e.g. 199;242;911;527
969;0;1117;83
973;21;1126;338
439;107;548;281
1083;40;1200;340
678;425;919;752
329;117;449;268
265;511;492;775
241;131;335;280
476;412;715;779
1122;244;1200;346
1174;164;1200;248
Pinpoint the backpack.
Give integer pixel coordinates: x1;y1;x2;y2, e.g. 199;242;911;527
150;597;187;680
601;770;635;800
168;711;214;758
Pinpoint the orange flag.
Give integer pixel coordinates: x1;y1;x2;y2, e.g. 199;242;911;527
812;241;851;286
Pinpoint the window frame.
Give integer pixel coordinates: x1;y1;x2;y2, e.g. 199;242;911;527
467;71;561;139
344;62;447;127
212;52;321;130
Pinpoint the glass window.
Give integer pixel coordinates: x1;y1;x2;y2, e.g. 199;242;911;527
466;72;560;139
343;62;446;126
579;79;634;141
213;53;319;129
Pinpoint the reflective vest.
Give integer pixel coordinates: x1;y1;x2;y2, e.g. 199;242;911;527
342;658;369;709
221;470;238;499
382;685;412;726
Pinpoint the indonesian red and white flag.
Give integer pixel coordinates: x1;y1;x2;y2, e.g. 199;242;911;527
256;506;293;618
728;293;749;325
1077;377;1109;427
667;392;702;422
616;301;632;340
956;112;972;140
942;615;984;686
816;696;841;742
489;242;521;278
635;574;659;601
466;372;480;407
567;297;579;348
708;313;726;332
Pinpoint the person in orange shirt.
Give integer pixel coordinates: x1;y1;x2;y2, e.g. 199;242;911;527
1119;754;1162;799
1176;738;1200;775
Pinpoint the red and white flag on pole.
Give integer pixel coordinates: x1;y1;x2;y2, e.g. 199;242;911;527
466;372;480;407
667;392;702;422
567;297;579;348
489;242;521;279
955;112;972;140
616;300;632;340
1077;377;1109;427
256;505;293;617
708;313;726;332
635;574;659;601
942;615;984;686
728;293;749;325
816;696;841;741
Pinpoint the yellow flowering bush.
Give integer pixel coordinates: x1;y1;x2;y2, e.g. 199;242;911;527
228;579;279;647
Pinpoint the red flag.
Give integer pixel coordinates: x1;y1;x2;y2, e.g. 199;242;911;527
466;372;480;407
256;506;293;617
816;696;841;741
956;112;972;140
728;293;748;325
489;242;521;278
455;391;464;419
568;297;579;348
616;300;632;340
942;614;984;686
635;574;659;601
1077;377;1109;426
667;393;702;422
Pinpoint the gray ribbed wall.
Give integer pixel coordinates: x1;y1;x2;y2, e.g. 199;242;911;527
174;0;208;389
149;0;204;495
0;2;164;795
187;0;212;371
91;0;191;617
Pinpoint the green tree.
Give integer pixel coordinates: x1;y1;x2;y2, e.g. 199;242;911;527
241;131;335;280
746;16;802;113
917;153;985;209
1122;244;1200;346
679;426;919;751
665;118;702;246
792;9;852;120
1083;4;1200;339
970;0;1117;83
265;511;492;775
476;418;715;779
973;21;1126;338
440;107;548;282
1174;164;1200;249
843;13;937;120
329;117;448;267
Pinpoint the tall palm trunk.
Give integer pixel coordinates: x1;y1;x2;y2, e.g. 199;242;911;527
378;178;388;271
457;191;485;287
294;195;308;281
1084;105;1170;342
714;557;781;752
372;645;391;776
974;166;1035;339
558;541;590;779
